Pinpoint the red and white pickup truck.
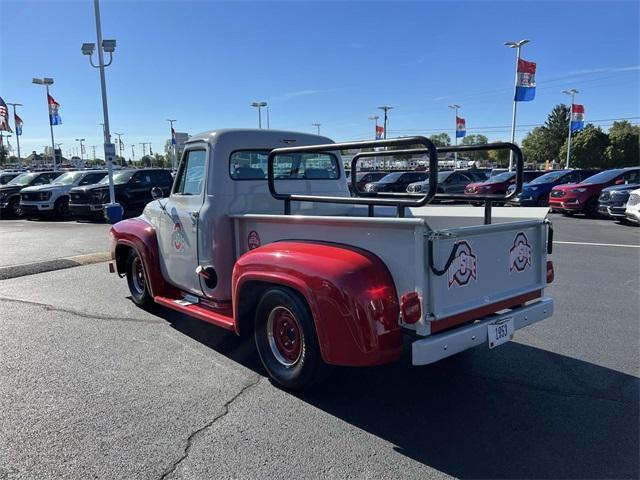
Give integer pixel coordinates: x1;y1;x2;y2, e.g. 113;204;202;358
109;129;554;389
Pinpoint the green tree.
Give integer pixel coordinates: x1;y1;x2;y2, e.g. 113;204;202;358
559;124;610;168
605;121;640;168
428;132;451;147
460;134;489;161
487;142;510;167
543;104;570;161
522;126;550;163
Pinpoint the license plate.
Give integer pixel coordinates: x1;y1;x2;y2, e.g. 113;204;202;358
488;317;514;349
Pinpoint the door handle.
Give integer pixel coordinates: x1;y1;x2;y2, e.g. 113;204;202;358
189;211;199;220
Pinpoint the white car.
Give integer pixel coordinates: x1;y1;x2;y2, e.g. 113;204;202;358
20;170;107;217
625;188;640;224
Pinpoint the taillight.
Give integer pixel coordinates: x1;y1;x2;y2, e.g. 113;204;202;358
546;260;554;284
400;292;422;324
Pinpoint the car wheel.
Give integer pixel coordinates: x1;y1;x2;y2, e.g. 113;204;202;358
54;197;70;217
584;198;599;218
126;249;153;307
254;286;330;390
537;194;550;207
8;197;22;217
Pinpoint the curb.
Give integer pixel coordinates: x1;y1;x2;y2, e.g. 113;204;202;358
0;252;111;281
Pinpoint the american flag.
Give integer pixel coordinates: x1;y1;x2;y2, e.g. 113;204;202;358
0;96;13;132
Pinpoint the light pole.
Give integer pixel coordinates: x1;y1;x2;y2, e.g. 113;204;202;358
377;106;393;139
368;115;380;140
81;0;119;222
562;89;579;169
266;105;270;129
166;119;177;170
113;132;123;166
448;104;461;164
505;38;530;171
6;102;22;162
312;123;321;135
250;101;267;128
131;144;135;164
75;138;86;161
32;77;57;171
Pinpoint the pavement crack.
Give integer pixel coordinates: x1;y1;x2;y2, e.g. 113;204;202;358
159;376;262;480
0;296;164;325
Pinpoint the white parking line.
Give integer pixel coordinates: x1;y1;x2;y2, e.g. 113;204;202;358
555;241;640;248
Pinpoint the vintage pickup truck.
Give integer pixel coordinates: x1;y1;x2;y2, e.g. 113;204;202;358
109;129;555;389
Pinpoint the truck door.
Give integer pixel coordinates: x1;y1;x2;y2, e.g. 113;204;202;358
157;148;207;295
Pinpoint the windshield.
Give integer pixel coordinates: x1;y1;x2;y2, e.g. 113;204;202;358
528;171;568;185
437;171;452;182
7;172;39;186
378;172;403;183
581;169;624;185
99;170;135;185
485;172;515;184
52;172;84;185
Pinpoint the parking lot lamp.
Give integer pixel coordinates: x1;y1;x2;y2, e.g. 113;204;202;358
377;106;393;139
504;39;530;171
562;89;579;169
250;102;267;128
368;115;380;140
312;123;321;135
32;77;57;171
81;0;119;223
75;138;86;161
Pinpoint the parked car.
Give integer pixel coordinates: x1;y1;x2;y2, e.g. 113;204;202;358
0;171;62;218
407;170;475;194
624;188;640;224
464;171;545;197
549;167;640;217
348;171;387;195
109;128;554;390
598;183;640;220
364;171;427;193
69;168;173;220
507;169;601;207
0;172;21;185
20;170;108;218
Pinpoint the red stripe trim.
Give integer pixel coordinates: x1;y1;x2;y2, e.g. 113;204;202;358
430;290;542;334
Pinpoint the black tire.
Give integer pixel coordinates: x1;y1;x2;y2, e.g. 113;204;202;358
584;197;599;218
54;197;70;218
537;193;550;207
8;197;22;217
126;249;153;307
254;286;330;390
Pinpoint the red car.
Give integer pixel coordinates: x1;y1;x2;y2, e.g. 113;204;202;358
464;171;544;196
549;167;640;217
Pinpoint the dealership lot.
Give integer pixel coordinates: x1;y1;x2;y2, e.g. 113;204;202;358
0;214;638;479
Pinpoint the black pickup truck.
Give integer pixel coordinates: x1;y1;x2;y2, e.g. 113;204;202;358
69;168;173;220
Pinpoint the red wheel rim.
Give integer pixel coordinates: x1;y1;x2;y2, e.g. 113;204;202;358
267;306;302;367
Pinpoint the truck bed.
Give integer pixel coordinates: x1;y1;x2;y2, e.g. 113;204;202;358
231;205;551;336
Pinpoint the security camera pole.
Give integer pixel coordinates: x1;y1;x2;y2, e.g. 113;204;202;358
81;0;119;222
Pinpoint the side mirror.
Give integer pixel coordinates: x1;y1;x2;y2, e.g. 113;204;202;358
151;186;163;200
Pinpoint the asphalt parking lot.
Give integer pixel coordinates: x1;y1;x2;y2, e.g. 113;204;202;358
0;214;638;479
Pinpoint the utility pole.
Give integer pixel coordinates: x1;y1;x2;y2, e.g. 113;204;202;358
377;106;393;169
562;89;579;169
6;102;22;162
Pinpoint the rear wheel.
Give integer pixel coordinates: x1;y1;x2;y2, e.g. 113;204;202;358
254;286;330;389
126;249;153;307
537;194;550;207
8;197;22;217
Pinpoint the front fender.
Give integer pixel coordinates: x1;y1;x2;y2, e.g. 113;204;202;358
233;241;402;367
110;217;171;298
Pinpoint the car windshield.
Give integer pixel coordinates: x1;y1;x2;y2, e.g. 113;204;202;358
99;170;135;185
437;171;452;182
7;172;39;186
528;171;568;185
378;172;403;183
52;172;84;185
485;172;515;184
580;169;625;185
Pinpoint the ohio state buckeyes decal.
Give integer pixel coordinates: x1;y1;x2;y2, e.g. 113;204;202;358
509;232;532;272
447;240;477;288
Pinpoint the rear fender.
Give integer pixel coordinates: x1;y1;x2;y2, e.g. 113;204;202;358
110;217;172;298
233;241;402;367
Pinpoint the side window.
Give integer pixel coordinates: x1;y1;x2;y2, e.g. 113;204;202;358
133;173;152;186
458;173;472;182
175;150;206;195
623;170;639;184
79;173;105;185
32;174;53;186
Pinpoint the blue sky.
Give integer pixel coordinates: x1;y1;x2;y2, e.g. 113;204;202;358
1;0;638;159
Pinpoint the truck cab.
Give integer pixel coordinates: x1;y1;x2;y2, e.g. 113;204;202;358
110;129;555;389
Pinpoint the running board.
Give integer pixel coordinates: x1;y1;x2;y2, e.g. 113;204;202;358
155;296;235;331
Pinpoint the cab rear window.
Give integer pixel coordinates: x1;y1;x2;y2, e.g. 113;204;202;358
230;150;340;180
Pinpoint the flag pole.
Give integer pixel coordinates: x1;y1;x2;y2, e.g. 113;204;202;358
7;103;22;162
45;85;57;171
449;104;460;164
563;89;578;169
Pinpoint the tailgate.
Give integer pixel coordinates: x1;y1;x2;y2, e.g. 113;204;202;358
426;220;549;325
